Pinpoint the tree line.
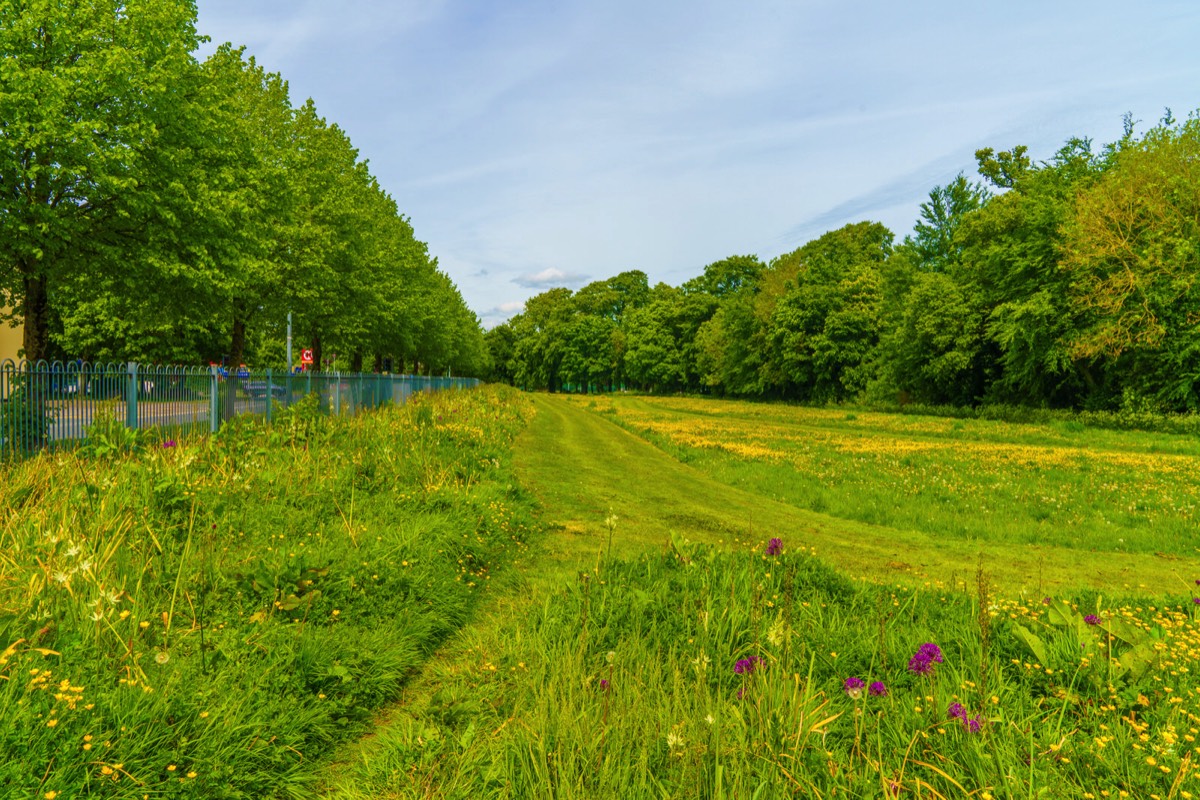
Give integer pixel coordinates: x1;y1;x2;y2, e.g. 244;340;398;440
488;111;1200;412
0;0;488;375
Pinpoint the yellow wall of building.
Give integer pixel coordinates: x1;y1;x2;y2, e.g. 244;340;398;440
0;309;23;362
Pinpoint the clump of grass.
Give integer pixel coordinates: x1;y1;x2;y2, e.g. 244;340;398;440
0;386;537;798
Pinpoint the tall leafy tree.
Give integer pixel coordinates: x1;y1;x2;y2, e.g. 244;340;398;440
0;0;201;361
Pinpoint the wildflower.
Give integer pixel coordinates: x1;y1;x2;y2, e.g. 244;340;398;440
1042;597;1051;605
734;656;761;675
737;687;745;700
965;715;983;733
765;537;783;556
948;702;966;720
53;571;70;585
844;677;865;699
599;679;610;692
155;651;170;666
606;651;616;664
187;772;197;779
908;643;944;675
869;681;888;697
666;730;685;751
162;440;176;448
1193;598;1200;605
1084;614;1101;626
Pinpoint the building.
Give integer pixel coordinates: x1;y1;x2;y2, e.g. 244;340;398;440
0;310;23;362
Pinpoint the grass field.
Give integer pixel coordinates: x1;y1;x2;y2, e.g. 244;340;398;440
0;388;538;799
8;390;1200;798
318;393;1200;799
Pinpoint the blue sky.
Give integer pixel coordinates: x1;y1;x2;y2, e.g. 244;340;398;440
196;1;1199;327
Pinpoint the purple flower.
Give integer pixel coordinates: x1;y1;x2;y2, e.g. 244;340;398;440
1042;597;1052;605
737;687;745;700
599;679;610;692
907;642;944;675
162;439;177;448
734;656;761;675
1193;598;1200;605
868;681;888;697
947;702;966;720
964;715;983;733
765;537;783;556
1084;614;1101;626
844;677;865;698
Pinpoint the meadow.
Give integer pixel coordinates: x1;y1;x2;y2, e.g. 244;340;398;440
7;390;1200;798
579;395;1200;562
0;387;537;799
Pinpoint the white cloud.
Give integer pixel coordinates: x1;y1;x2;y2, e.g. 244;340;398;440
513;268;589;289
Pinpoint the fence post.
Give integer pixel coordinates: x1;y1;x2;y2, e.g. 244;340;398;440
125;362;138;430
266;368;273;423
209;366;219;434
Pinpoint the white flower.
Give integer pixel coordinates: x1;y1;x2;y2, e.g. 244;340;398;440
77;559;93;573
691;653;710;675
155;651;170;665
666;730;685;751
105;589;122;605
90;609;105;622
65;544;81;558
52;571;70;585
606;651;616;664
704;714;714;725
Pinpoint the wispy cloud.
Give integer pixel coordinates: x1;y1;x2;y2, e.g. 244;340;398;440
513;268;589;289
196;0;1200;321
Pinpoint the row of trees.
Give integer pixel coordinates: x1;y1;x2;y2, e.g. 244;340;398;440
488;112;1200;411
0;0;487;374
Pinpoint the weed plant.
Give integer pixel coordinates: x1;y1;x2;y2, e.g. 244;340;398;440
0;386;536;799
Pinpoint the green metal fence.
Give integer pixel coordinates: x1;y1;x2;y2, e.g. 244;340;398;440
0;359;479;459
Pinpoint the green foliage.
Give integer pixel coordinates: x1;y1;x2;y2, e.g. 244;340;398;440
0;384;52;457
490;111;1200;414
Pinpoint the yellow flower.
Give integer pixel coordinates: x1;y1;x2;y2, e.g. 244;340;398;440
187;771;197;779
45;792;58;799
167;765;176;771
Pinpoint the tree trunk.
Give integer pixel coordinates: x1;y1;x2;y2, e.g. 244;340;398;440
21;269;51;363
311;334;322;374
373;352;383;374
350;350;364;373
229;311;247;371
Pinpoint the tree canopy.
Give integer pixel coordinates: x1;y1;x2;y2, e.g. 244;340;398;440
0;0;487;375
489;110;1200;412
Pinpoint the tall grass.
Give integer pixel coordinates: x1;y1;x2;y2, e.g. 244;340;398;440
0;387;537;799
330;540;1200;798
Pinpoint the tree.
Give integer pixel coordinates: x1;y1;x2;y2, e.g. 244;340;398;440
908;175;990;272
0;0;201;361
762;222;892;400
1062;115;1200;409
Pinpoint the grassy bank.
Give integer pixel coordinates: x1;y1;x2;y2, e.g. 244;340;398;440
0;386;536;799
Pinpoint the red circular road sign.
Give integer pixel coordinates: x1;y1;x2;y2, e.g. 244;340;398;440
301;348;314;364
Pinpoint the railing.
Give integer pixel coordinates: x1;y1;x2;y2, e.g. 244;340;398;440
0;360;480;458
